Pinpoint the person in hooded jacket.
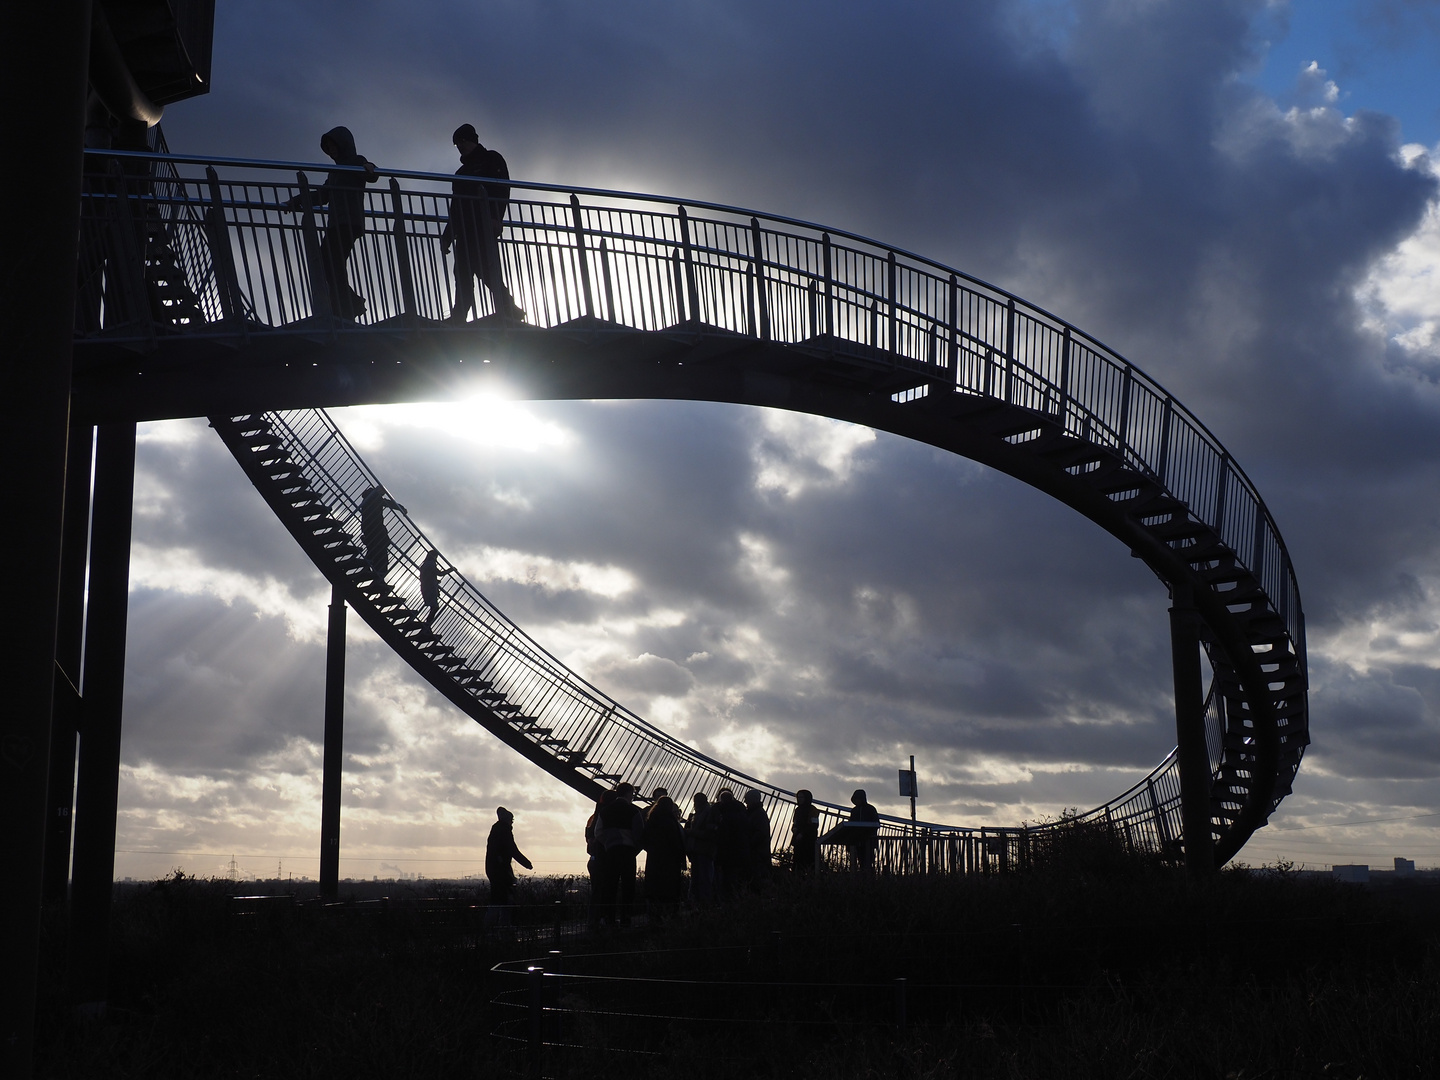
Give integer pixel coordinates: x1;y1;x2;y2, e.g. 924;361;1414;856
441;123;524;324
287;127;378;319
791;789;820;874
743;789;772;883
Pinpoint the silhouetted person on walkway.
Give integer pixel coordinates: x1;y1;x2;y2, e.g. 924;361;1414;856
715;788;751;897
744;789;772;883
420;549;455;624
485;807;532;920
846;788;880;873
684;792;719;904
440;124;523;324
585;790;615;927
286;127;378;319
641;796;686;922
360;486;406;585
791;789;819;874
598;783;645;925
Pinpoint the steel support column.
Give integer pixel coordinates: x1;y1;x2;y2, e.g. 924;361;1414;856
43;422;97;905
69;422;138;1013
319;587;347;900
0;3;92;1074
1170;584;1215;876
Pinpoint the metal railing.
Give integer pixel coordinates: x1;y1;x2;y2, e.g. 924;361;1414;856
77;151;1303;859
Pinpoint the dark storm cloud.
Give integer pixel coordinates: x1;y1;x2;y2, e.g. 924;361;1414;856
115;0;1440;861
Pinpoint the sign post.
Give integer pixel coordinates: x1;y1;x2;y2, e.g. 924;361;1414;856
898;756;918;835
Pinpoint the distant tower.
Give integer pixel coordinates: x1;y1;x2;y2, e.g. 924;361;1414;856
228;855;239;882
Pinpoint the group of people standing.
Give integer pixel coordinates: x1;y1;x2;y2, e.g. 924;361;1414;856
482;785;886;926
289;123;522;324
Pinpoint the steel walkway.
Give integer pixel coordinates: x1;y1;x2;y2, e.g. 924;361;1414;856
71;150;1309;866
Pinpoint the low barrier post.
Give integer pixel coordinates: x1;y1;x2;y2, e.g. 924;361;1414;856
894;977;907;1029
527;965;544;1080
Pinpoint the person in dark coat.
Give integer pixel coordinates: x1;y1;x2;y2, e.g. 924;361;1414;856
714;788;751;897
597;783;645;925
585;790;615;928
440;123;523;324
684;792;719;904
287;126;378;319
420;549;455;624
359;485;406;584
641;796;686;922
743;789;772;883
485;807;533;914
791;789;819;874
845;788;881;873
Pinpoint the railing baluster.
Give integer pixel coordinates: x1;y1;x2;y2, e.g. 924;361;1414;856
296;171;332;319
678;205;699;323
203;167;244;331
388;178;417;319
947;274;958;386
569;194;594;319
1057;324;1071;427
887;250;898;359
599;237;616;323
822;233;833;338
750;217;770;341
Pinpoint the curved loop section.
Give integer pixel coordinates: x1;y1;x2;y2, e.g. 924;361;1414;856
76;152;1309;863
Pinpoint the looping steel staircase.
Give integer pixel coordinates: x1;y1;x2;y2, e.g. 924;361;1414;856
73;149;1310;866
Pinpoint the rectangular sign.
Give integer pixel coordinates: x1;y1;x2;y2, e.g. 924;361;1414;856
898;769;917;797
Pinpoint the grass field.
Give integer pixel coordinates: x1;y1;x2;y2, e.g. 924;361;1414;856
34;861;1440;1079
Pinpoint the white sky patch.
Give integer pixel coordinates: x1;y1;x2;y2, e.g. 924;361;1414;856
340;398;577;454
448;543;636;598
1359;143;1440;369
128;542;330;642
752;408;875;498
1311;584;1440;675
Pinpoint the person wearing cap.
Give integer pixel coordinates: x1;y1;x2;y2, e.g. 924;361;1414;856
440;124;524;323
485;807;533;916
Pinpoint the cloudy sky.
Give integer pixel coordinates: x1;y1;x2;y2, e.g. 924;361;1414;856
108;0;1440;881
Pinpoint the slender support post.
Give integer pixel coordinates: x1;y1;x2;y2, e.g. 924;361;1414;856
947;274;959;385
297;172;333;318
70;422;138;1014
1251;511;1267;581
204;167;244;329
750;217;770;340
43;422;96;905
1003;298;1016;403
527;965;545;1080
893;978;907;1029
1213;455;1231;538
887;250;898;358
677;205;699;323
569;194;594;319
388;178;417;319
598;238;616;323
320;586;347;901
821;233;833;337
1156;397;1173;487
1170;583;1215;876
1117;366;1133;451
1057;325;1071;427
